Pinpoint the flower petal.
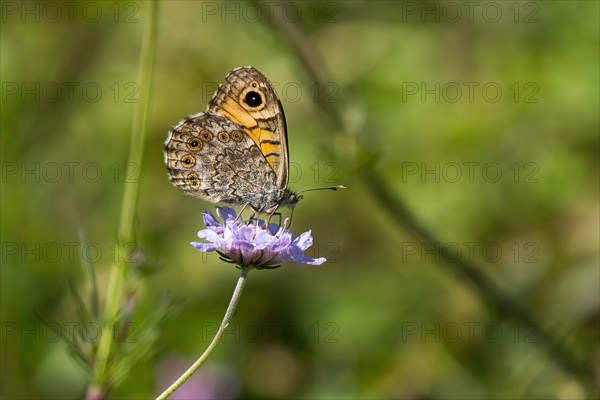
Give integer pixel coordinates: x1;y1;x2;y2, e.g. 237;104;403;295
202;210;222;232
197;228;222;243
217;207;237;223
292;231;313;251
191;241;217;252
287;245;326;265
303;256;327;265
267;222;280;235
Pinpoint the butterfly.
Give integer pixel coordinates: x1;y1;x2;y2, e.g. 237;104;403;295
164;66;302;214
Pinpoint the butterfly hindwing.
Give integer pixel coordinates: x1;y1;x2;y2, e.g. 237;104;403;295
164;113;281;209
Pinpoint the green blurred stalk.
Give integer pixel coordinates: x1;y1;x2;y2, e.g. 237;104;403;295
90;2;160;395
261;1;595;396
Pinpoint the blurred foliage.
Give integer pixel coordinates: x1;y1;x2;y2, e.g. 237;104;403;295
1;1;598;399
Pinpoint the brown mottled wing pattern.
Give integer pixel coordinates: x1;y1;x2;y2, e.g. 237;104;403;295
207;66;289;190
164;113;282;211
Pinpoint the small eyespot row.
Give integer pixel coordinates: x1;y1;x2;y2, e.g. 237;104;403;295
200;129;213;141
186;138;202;151
217;131;230;143
181;154;196;168
231;130;244;142
187;173;200;188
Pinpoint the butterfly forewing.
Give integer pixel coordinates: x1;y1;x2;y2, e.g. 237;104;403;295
208;66;289;190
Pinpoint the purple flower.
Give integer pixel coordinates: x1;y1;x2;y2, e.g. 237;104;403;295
191;207;326;269
155;356;241;399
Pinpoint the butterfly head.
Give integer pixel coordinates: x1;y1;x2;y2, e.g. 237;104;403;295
280;190;303;209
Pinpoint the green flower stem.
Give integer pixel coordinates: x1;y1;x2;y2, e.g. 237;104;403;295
156;268;250;400
90;1;160;393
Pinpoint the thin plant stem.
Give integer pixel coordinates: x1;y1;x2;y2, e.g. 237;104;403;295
156;268;250;400
261;1;594;394
90;1;160;395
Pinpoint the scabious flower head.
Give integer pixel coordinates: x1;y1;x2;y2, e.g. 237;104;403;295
191;207;326;269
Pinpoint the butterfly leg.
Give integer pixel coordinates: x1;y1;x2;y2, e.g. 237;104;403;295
235;203;251;223
250;213;259;227
287;206;296;229
267;212;283;227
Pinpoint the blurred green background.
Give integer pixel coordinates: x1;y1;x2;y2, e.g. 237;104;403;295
1;1;598;398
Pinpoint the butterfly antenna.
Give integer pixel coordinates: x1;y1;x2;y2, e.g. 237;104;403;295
296;185;347;194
